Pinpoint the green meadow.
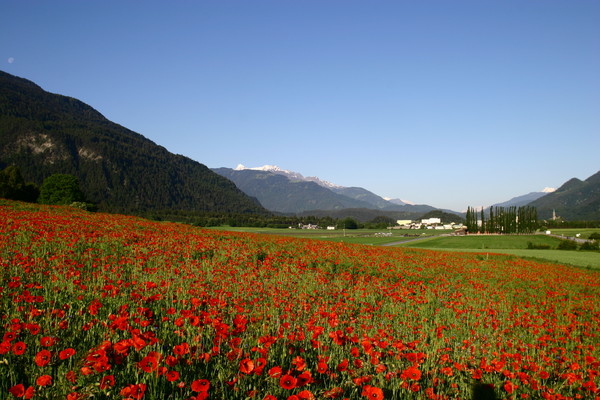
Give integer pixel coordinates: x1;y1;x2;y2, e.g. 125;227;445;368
396;234;600;270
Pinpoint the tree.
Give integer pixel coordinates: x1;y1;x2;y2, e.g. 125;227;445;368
0;166;39;202
341;217;359;229
38;174;85;205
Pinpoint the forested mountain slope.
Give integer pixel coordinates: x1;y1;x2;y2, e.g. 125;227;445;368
0;71;267;217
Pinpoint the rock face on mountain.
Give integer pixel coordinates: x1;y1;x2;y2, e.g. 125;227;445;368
528;171;600;220
0;71;267;217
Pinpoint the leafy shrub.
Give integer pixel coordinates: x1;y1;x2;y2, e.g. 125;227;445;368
588;232;600;241
579;241;600;251
527;242;551;250
557;240;578;250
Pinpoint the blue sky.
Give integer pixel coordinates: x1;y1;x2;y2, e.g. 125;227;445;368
2;1;599;211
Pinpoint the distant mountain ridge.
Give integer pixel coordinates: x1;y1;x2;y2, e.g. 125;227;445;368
528;171;600;220
0;70;267;218
214;164;456;217
490;188;555;209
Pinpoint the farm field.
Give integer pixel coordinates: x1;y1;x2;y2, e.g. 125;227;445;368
396;235;600;270
209;227;446;246
1;199;599;400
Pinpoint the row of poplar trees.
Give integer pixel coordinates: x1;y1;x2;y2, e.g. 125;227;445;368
465;205;538;234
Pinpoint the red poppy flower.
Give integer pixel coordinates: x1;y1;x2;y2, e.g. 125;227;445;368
166;370;180;382
240;358;255;374
9;384;25;397
292;356;306;371
280;374;297;390
35;349;52;367
36;375;52;386
99;375;115;390
297;390;315;400
173;343;190;356
362;385;384;400
503;381;517;394
191;379;210;392
296;371;313;387
314;360;326;374
119;383;146;400
59;348;76;360
12;341;26;356
268;366;282;378
336;359;349;372
402;366;422;381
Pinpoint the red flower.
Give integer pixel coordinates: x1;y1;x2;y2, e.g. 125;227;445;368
99;375;115;390
240;358;255;374
362;385;384;400
9;384;25;397
317;361;328;374
297;390;315;399
191;379;210;392
59;348;76;360
173;343;190;356
268;366;282;378
296;371;313;387
503;380;517;394
119;383;146;400
402;366;422;381
12;341;26;356
166;370;180;382
36;375;52;386
280;374;297;390
35;349;52;367
336;359;349;372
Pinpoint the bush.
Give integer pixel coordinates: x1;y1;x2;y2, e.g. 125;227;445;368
527;242;551;250
557;240;578;250
38;174;85;205
579;241;600;251
588;232;600;241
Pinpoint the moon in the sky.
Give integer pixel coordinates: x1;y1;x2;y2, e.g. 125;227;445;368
8;57;14;64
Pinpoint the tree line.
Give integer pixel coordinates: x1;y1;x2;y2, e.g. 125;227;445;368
465;205;538;234
0;166;401;229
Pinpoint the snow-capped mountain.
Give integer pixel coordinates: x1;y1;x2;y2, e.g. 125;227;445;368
215;164;433;214
235;164;342;188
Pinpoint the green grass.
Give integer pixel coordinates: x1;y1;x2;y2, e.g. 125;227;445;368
397;234;600;269
547;228;600;239
208;226;449;245
397;234;562;249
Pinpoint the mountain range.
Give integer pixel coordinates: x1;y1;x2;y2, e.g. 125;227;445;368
1;70;598;221
213;165;447;218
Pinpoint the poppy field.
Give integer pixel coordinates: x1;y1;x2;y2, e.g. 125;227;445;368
1;200;599;400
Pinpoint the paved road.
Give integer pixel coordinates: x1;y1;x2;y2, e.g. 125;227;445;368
543;233;595;244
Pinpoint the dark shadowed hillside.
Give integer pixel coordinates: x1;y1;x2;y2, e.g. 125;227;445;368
0;71;267;218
